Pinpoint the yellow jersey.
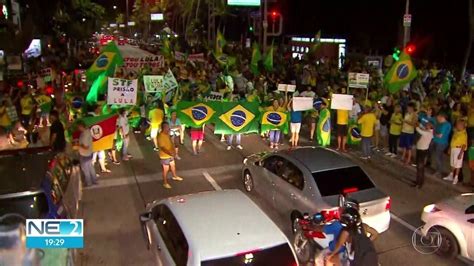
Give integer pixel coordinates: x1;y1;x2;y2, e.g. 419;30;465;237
337;110;349;125
157;132;174;159
358;113;377;137
451;129;467;148
148;108;164;129
0;106;11;127
389;113;403;135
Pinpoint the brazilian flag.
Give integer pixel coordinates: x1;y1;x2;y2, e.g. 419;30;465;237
384;52;417;94
347;120;361;145
317;108;331;147
86;42;124;83
261;111;289;134
86;72;108;104
216;30;227;55
250;42;262;75
177;101;218;128
215;102;260;134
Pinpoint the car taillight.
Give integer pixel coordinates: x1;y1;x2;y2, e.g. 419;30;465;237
384;197;391;211
321;208;340;221
423;204;441;213
342;187;358;194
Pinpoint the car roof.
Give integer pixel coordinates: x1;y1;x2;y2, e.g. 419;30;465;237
278;147;356;172
163;189;289;261
0;147;53;196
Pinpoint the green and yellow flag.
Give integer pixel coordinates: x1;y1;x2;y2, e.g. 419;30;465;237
86;72;108;104
384;52;417;94
263;43;274;72
177;101;218;128
215;102;260;134
317;108;331;147
250;42;261;76
86;42;124;83
261;111;289;134
216;30;227;55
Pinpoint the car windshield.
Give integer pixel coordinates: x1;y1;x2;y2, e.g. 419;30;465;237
201;243;296;266
0;193;49;219
312;166;375;197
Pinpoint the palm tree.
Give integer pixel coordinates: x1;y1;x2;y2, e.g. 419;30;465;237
461;0;474;79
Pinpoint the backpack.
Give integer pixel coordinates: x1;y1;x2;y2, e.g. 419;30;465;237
351;229;378;266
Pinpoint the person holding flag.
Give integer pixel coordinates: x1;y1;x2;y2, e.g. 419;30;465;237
317;99;331;147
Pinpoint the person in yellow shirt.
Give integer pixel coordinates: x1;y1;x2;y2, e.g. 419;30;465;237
157;122;183;189
400;103;417;164
265;99;286;149
388;105;403;157
148;103;164;151
357;106;377;159
20;93;35;127
444;120;467;185
336;109;349;151
0;100;12;132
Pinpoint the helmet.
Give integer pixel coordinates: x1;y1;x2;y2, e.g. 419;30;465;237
340;207;362;229
343;198;360;211
312;213;325;224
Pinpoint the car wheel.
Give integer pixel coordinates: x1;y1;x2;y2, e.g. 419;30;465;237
243;171;254;192
293;228;312;263
291;211;303;234
435;227;459;258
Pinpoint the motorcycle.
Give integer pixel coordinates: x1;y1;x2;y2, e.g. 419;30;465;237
293;212;327;264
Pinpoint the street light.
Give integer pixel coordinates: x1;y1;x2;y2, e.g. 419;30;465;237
113;5;117;10
82;18;86;22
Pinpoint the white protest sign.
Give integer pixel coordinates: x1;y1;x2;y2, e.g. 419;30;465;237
123;56;164;70
278;84;296;92
162;69;179;102
143;75;164;93
348;72;370;89
292;97;314;111
204;91;224;101
107;78;138;105
331;94;354;110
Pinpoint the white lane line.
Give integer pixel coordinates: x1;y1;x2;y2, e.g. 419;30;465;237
84;164;241;190
390;213;418;232
202;171;223;191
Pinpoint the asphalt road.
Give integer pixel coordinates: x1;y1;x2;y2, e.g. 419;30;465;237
77;45;471;266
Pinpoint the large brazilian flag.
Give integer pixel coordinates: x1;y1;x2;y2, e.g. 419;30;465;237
347;119;361;145
177;101;218;128
215;102;260;134
384;52;417;94
260;111;289;134
317;108;331;147
86;42;124;83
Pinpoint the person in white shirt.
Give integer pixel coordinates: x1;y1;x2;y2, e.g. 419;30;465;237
117;108;132;161
413;123;434;188
76;120;97;187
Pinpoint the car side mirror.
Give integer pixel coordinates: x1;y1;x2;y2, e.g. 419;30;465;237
139;212;152;250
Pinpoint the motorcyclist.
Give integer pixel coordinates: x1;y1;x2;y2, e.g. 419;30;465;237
309;212;346;266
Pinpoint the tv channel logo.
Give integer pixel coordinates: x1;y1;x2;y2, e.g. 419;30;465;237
26;219;83;249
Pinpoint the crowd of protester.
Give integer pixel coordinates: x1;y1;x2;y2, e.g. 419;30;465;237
1;42;473;190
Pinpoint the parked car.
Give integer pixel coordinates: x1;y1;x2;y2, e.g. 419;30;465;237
421;193;474;260
242;147;391;235
117;36;127;46
139;189;299;266
0;147;82;265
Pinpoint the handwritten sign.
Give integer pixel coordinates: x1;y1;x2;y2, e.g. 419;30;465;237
107;78;138;105
123;56;164;70
204;91;224;101
331;94;354;111
143;75;164;93
277;84;296;92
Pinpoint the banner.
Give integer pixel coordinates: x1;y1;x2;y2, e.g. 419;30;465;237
277;84;296;92
107;78;138;105
72;114;118;152
292;97;313;111
330;94;354;110
123;56;164;70
38;68;53;82
188;53;205;63
204;91;224;101
143;75;164;93
348;72;370;89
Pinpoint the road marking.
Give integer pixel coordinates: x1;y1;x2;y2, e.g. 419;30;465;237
84;164;241;190
390;213;418;232
202;171;223;191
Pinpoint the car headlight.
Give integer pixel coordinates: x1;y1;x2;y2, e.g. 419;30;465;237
423;204;441;213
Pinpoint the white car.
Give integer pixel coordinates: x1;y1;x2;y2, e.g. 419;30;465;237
139;189;299;266
421;193;474;260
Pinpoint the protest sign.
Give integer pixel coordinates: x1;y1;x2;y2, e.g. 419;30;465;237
292;97;314;111
162;69;179;102
123;56;164;70
331;94;354;110
38;68;52;82
277;84;296;92
348;72;370;89
188;53;205;63
204;91;224;101
143;75;164;93
107;78;138;105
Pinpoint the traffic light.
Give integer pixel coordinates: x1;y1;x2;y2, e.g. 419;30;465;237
249;26;253;32
270;11;279;20
405;44;416;55
392;47;401;61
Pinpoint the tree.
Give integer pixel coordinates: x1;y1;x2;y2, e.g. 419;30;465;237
461;0;474;79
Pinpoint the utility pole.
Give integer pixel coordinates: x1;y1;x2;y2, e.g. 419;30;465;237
125;0;130;37
402;0;410;47
262;0;268;52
